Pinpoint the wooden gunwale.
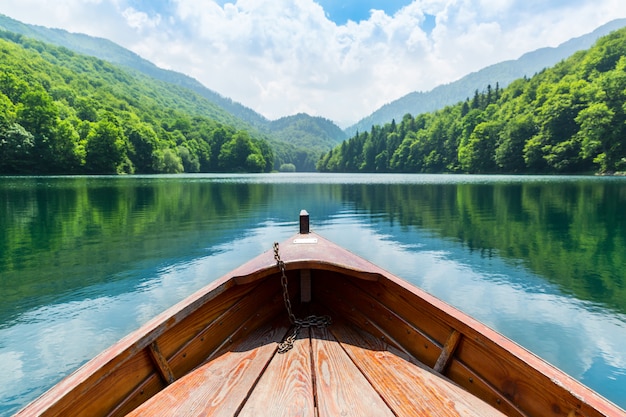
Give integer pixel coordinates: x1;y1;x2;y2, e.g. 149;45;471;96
15;232;625;417
309;258;622;417
312;271;526;416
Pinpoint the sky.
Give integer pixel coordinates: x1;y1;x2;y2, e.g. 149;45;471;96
0;1;625;127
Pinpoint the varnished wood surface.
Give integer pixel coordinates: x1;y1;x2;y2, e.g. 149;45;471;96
126;323;290;417
127;320;505;417
238;328;315;417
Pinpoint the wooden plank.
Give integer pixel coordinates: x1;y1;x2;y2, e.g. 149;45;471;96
441;356;527;417
15;276;263;417
125;323;288;417
313;272;443;365
434;330;462;374
148;341;175;384
450;334;591;417
106;279;286;416
107;374;164;417
238;328;315;417
330;321;508;417
49;348;157;417
166;279;284;379
156;278;277;361
310;326;395;417
231;234;384;285
313;272;527;416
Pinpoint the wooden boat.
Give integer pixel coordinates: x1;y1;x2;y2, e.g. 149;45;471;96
16;211;624;417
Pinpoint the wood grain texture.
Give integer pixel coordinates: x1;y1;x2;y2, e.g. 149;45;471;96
49;348;156;417
166;278;283;379
330;322;508;417
154;280;262;360
148;341;175;384
311;326;395;417
125;323;288;417
313;272;443;366
108;287;286;417
107;373;165;417
315;273;526;417
434;330;462;374
238;328;315;417
452;334;591;417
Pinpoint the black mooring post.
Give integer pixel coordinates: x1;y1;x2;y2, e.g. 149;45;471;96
299;209;310;234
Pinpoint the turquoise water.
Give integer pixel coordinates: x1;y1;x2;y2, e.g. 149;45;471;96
1;173;625;414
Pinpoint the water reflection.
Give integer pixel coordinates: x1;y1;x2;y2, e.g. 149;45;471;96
1;174;625;415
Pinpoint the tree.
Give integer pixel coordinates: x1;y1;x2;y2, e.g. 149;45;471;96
161;148;184;173
85;118;126;173
127;123;159;173
458;120;500;173
495;114;537;172
178;145;200;173
255;138;274;173
575;102;615;172
218;131;265;172
0;34;276;175
245;153;265;172
16;89;58;170
52;118;83;173
279;163;296;172
0;122;35;173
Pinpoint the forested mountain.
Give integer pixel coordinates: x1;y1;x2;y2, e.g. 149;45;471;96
0;31;273;174
0;14;346;172
0;13;268;130
269;114;347;171
318;27;626;175
346;18;626;137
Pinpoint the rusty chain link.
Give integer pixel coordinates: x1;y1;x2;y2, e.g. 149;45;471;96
273;242;331;353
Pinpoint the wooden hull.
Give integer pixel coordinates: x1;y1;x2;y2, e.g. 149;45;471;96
16;232;624;416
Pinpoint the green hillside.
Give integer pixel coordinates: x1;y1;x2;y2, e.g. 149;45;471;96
346;18;626;137
0;13;269;130
269;113;347;171
0;31;273;174
318;28;626;175
0;14;346;172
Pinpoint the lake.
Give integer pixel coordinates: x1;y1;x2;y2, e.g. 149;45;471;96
1;173;625;415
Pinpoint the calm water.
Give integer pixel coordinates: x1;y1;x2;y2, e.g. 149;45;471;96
1;173;625;415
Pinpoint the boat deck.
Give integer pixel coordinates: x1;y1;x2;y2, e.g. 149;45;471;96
127;319;505;417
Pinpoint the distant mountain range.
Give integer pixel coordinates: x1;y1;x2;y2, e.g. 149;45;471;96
1;13;625;164
345;18;626;136
0;14;269;129
0;14;346;171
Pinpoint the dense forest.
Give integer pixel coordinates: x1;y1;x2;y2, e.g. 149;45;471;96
345;18;626;136
318;28;626;175
0;14;348;173
0;30;274;174
269;113;347;172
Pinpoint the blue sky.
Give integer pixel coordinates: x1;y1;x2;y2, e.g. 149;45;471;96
315;0;413;24
207;0;417;25
0;1;625;126
314;0;437;33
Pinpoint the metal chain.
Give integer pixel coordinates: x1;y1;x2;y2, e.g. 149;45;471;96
273;242;331;353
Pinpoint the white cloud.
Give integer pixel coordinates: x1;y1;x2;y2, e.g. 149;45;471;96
122;7;161;32
0;0;626;126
